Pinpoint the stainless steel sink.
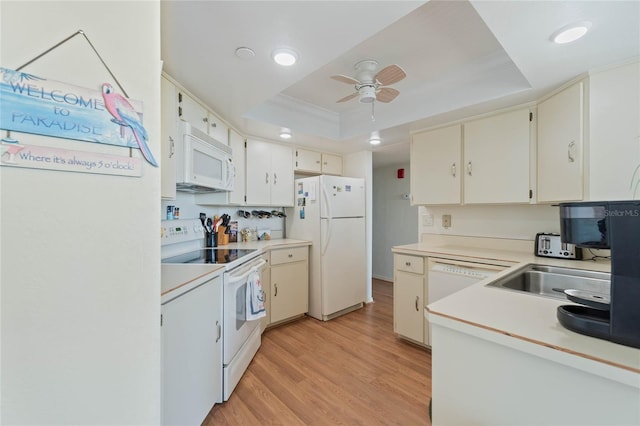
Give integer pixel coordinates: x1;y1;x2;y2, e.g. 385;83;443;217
486;264;610;300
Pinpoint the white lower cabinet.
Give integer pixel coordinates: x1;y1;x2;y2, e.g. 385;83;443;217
269;246;309;325
393;254;428;345
161;275;222;426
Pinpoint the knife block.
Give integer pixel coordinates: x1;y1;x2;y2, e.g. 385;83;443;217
217;226;229;245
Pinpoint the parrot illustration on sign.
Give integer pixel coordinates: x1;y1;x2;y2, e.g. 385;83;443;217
101;83;158;167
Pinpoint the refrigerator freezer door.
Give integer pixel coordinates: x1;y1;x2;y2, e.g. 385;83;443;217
320;175;365;218
320;217;366;317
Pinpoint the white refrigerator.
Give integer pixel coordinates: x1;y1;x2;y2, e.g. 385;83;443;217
286;175;366;320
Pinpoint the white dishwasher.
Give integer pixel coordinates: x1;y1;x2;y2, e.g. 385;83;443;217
427;258;506;345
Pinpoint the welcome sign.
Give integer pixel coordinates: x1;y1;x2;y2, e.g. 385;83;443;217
0;67;155;167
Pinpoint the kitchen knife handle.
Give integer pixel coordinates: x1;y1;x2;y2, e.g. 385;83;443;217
467;161;472;176
215;321;221;343
451;162;456;177
415;296;419;311
568;140;575;163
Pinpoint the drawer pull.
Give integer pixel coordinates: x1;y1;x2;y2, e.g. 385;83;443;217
288;253;293;258
405;261;411;267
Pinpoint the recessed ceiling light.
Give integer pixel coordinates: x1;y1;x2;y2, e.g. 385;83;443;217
272;48;298;66
279;128;292;139
551;21;592;44
235;47;255;60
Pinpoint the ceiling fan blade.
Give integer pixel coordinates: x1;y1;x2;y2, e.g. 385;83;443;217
376;87;399;103
336;92;359;103
375;64;406;86
331;74;360;85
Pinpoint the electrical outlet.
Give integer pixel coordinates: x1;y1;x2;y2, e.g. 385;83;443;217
422;214;434;227
442;214;452;228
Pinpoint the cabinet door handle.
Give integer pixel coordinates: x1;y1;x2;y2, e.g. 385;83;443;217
203;117;208;123
215;320;221;343
415;296;420;311
451;162;456;177
274;173;278;185
568;141;575;163
210;122;217;128
265;172;269;184
467;161;473;176
168;136;175;158
274;283;278;297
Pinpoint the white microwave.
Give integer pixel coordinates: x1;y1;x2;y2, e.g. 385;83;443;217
175;121;235;193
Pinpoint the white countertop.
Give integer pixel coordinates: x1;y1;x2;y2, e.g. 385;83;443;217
161;238;311;302
218;238;311;251
392;239;640;377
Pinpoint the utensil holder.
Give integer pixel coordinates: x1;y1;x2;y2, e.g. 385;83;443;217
207;231;218;247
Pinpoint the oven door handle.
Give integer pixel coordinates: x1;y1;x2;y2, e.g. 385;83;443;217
226;259;267;285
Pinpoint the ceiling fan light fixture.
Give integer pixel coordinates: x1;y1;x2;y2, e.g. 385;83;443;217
279;128;292;139
272;48;298;66
359;85;376;103
369;131;381;145
551;21;592;44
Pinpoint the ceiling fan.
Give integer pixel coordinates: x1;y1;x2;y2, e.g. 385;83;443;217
331;59;406;104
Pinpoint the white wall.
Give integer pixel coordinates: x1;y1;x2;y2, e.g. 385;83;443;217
343;151;374;302
372;163;418;281
419;204;560;241
0;2;161;424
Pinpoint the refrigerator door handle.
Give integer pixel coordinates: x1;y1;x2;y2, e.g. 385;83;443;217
321;182;331;256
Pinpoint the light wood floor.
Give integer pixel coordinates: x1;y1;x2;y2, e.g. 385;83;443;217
204;279;432;425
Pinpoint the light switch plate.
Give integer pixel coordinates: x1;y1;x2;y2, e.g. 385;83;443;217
422;214;434;227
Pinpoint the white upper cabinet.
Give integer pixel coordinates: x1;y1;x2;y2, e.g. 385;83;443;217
177;91;229;145
206;111;229;146
410;124;462;205
294;148;342;176
537;82;584;203
177;91;208;134
321;153;343;176
410;109;531;206
246;139;294;206
463;108;532;204
161;76;177;200
295;148;322;173
228;129;246;205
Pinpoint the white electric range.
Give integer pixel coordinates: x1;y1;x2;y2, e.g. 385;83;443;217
161;219;266;401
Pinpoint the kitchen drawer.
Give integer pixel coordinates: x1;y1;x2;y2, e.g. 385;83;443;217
395;254;424;274
270;246;308;265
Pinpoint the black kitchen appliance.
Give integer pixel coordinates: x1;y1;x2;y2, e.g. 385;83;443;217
557;201;640;348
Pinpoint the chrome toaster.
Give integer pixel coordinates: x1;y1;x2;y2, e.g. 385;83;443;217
535;232;582;260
